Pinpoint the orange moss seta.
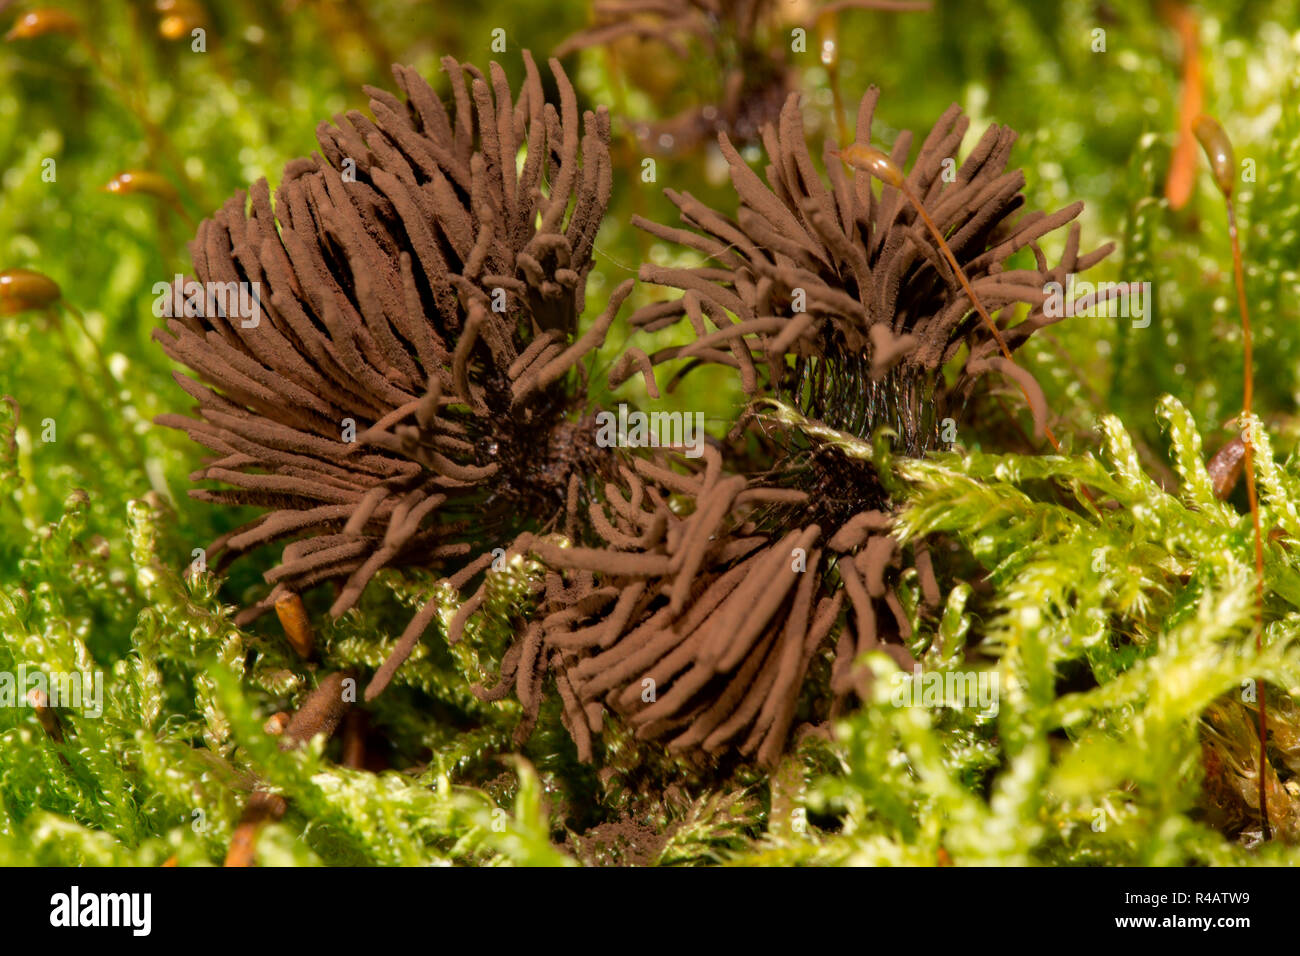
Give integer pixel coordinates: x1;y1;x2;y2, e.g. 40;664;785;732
1195;113;1272;841
1162;1;1202;210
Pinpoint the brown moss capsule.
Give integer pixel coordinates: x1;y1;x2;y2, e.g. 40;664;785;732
1193;114;1235;198
836;143;907;188
158;16;186;39
4;9;80;41
0;268;62;315
26;688;64;743
273;589;314;658
103;170;179;201
155;0;207;40
1207;436;1247;500
262;711;292;736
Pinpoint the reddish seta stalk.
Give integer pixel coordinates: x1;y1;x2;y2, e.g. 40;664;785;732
1194;114;1270;841
1230;195;1271;843
837;145;1088;477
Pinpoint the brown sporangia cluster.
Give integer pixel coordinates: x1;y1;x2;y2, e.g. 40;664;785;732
557;0;928;154
154;53;631;702
476;85;1112;765
159;56;1107;771
621;89;1113;453
478;444;924;765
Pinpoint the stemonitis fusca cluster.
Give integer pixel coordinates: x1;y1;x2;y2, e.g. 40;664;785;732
156;53;1108;767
